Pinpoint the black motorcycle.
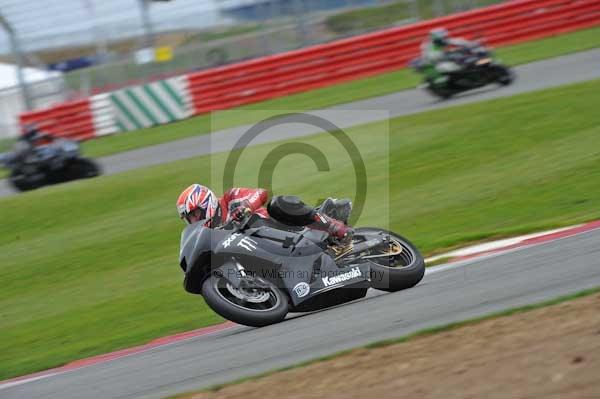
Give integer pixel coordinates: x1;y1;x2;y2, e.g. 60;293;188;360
179;196;425;327
413;45;514;99
0;137;100;191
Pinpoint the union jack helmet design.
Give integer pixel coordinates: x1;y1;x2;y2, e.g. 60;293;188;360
176;184;219;225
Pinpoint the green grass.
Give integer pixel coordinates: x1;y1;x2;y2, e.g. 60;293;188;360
493;25;600;65
1;78;600;380
182;25;263;44
169;286;600;397
76;25;600;159
0;139;15;179
0;138;15;153
325;1;418;34
325;0;504;34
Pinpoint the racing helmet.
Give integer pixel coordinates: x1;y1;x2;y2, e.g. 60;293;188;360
176;184;219;225
430;28;449;46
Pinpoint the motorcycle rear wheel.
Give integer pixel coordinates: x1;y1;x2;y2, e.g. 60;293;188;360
201;274;289;327
9;171;44;192
354;228;425;292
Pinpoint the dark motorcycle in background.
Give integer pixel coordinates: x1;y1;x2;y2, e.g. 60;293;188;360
179;196;425;327
0;137;100;191
412;44;514;99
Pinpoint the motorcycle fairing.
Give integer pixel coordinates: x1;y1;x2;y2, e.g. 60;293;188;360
180;222;373;304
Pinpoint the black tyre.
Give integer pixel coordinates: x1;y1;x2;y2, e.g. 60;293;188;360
201;274;289;327
494;65;514;86
355;228;425;292
427;84;454;99
67;158;101;179
9;170;43;192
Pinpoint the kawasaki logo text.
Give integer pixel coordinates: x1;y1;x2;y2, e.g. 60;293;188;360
322;267;361;287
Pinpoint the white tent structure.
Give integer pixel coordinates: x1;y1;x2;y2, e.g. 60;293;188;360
0;63;66;139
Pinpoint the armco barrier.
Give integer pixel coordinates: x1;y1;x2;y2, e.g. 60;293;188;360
17;0;600;140
187;0;600;113
109;77;192;132
19;99;96;141
90;94;119;137
18;77;192;139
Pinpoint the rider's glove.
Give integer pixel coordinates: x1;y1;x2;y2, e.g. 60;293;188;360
231;206;252;221
332;223;354;242
321;216;353;240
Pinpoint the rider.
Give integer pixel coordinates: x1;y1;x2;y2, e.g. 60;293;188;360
176;184;353;243
13;125;54;162
420;28;477;80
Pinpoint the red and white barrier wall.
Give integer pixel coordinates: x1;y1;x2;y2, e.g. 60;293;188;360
187;0;600;113
18;0;600;140
19;98;98;141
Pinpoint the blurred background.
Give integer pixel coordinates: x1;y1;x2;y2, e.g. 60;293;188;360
0;0;501;137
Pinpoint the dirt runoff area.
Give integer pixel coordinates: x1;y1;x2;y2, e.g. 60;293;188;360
178;292;600;399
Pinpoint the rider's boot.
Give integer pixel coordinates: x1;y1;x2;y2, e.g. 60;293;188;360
318;197;352;225
310;212;354;256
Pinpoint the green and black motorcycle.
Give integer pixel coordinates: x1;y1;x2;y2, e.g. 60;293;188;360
412;45;514;99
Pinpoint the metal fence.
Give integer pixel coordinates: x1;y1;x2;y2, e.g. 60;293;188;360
0;76;66;138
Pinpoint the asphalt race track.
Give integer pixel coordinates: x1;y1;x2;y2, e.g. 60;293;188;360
2;228;600;399
1;49;600;197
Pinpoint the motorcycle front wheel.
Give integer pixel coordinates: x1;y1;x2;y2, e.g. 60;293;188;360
66;158;101;179
201;273;289;327
492;65;514;86
426;83;455;99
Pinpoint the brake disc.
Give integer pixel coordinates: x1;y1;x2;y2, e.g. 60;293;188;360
225;283;271;303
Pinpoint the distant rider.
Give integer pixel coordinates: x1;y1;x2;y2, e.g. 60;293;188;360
420;28;477;80
176;184;353;245
13;125;54;162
